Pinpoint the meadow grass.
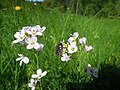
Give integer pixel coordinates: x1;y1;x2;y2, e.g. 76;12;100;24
1;2;120;90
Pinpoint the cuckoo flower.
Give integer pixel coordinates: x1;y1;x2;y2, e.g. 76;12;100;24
61;53;71;62
79;37;86;45
56;32;79;62
12;30;26;44
79;37;93;52
68;42;78;54
16;54;29;66
68;37;75;44
36;44;44;51
26;25;46;36
25;36;42;50
71;32;79;39
85;45;93;52
36;25;46;35
32;69;47;80
68;32;79;43
28;79;38;90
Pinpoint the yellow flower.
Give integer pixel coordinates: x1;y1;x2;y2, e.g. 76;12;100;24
15;6;22;10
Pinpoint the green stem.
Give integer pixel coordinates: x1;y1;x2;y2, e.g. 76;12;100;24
40;80;42;90
34;53;39;68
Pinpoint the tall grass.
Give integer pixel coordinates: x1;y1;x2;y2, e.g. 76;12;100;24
1;2;120;90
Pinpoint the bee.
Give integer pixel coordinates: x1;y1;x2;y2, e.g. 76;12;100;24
56;43;63;57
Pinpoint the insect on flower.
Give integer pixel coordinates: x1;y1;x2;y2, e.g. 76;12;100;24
56;43;64;56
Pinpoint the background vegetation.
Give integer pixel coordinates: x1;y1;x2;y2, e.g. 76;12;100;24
0;0;120;90
50;0;120;17
0;0;120;18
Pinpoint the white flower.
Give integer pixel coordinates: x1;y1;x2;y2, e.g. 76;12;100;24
36;25;46;35
32;69;47;80
26;25;46;36
26;26;37;36
71;32;79;39
85;45;93;52
25;36;42;50
16;54;29;66
68;37;75;44
79;37;93;52
79;37;86;45
28;79;38;90
68;42;78;54
68;32;79;44
61;53;71;62
36;44;44;51
21;26;31;32
12;30;26;44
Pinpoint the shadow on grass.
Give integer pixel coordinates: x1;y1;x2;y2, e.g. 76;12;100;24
66;64;120;90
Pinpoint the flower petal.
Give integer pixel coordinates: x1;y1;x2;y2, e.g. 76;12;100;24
14;32;20;38
23;57;29;64
72;32;79;39
32;74;38;78
31;36;37;43
37;69;42;75
68;37;74;44
68;43;78;54
25;37;32;44
20;60;23;66
16;57;23;61
85;45;93;52
26;44;34;49
61;53;70;62
18;54;23;57
79;37;86;45
12;39;21;44
41;26;46;32
36;32;42;36
41;71;47;77
34;43;41;50
31;79;35;83
28;83;33;87
36;44;44;51
32;87;35;90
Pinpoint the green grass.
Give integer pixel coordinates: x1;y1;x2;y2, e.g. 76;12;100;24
1;2;120;90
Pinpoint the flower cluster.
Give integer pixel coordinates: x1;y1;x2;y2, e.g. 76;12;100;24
28;69;47;90
13;25;97;90
13;25;48;90
12;25;45;51
79;37;93;52
56;32;94;62
56;32;79;62
86;64;98;78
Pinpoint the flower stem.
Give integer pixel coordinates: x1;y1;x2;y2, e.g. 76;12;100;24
34;53;39;68
40;80;42;90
